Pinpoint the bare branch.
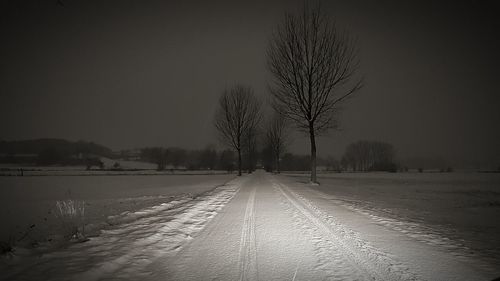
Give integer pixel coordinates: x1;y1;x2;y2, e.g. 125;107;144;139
267;4;362;182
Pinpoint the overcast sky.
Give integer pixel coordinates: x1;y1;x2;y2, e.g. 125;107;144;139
1;0;499;165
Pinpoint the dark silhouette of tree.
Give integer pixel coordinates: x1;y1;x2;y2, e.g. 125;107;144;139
267;4;362;183
112;162;122;170
140;147;167;170
341;140;396;172
200;145;218;170
243;96;262;174
184;150;201;170
218;149;236;173
168;147;187;169
261;145;274;172
325;155;340;172
214;85;261;176
243;126;259;173
154;147;167;170
265;113;289;173
85;157;104;170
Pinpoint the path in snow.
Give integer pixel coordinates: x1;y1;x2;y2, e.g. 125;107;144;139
145;171;496;280
2;171;497;280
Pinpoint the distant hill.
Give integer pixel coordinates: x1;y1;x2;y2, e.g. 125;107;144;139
0;139;113;165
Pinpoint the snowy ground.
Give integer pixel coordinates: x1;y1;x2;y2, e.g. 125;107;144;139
0;174;235;251
284;172;500;269
1;171;499;280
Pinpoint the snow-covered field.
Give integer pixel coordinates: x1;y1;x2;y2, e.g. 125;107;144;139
1;171;499;280
0;173;235;253
284;172;500;269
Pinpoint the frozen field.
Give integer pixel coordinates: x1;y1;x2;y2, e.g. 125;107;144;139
0;173;235;251
284;172;500;269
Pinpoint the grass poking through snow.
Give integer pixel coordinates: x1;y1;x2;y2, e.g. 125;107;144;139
54;199;87;242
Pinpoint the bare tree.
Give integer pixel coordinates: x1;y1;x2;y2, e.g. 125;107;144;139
243;104;263;173
265;113;289;173
243;126;259;173
267;5;362;183
214;85;261;176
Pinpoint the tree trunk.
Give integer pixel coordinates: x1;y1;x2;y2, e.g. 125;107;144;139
309;126;317;183
276;154;280;174
237;148;242;176
248;150;252;174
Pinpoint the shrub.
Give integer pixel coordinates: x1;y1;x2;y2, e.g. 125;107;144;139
54;199;86;241
112;162;121;170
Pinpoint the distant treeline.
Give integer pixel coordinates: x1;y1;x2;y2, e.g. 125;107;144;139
0;139;112;165
261;147;310;171
140;146;320;172
341;140;397;172
0;138;424;173
262;140;398;173
139;146;237;171
0;138;399;172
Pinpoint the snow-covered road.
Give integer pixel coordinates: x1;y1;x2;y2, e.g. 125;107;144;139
2;171;497;280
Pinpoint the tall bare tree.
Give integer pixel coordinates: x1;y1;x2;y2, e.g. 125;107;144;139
266;113;289;173
214;85;261;176
267;5;362;183
244;101;262;173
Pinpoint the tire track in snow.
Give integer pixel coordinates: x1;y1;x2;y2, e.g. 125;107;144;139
273;180;418;281
238;186;258;281
274;182;372;280
311;188;477;261
276;190;360;280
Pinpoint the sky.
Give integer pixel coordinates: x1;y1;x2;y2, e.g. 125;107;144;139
1;0;499;166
